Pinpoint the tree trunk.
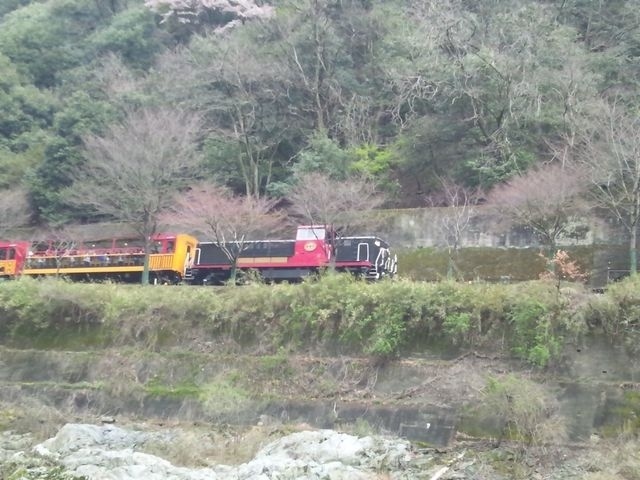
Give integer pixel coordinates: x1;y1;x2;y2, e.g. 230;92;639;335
142;241;151;285
630;226;637;275
447;246;455;280
547;243;557;273
229;259;238;285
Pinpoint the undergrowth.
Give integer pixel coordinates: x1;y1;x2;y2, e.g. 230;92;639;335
0;274;637;367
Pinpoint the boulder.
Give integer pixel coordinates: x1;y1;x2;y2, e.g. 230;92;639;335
33;424;414;480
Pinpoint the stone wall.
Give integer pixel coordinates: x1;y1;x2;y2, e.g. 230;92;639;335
367;207;631;287
372;206;622;250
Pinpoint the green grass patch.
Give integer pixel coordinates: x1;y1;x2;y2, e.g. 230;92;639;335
599;390;640;437
144;377;201;399
2;273;640;366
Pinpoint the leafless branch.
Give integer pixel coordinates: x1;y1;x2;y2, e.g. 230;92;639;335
287;172;386;234
69;107;203;240
66;107;203;282
487;163;587;249
163;182;286;268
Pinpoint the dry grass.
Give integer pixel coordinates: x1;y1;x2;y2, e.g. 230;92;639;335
0;397;68;442
141;423;284;467
579;437;640;480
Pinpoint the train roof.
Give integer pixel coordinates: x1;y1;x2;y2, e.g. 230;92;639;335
0;240;30;247
196;235;390;245
197;239;295;245
339;235;384;239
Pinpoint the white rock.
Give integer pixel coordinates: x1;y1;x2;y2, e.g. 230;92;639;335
34;424;414;480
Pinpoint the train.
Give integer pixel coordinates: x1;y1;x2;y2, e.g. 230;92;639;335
0;225;397;284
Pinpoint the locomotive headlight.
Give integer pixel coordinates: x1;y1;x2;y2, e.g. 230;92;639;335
374;240;380;247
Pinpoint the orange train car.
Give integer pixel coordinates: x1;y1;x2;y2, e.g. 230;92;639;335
2;233;197;284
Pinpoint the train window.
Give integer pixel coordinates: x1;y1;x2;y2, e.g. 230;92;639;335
357;243;370;262
7;248;15;260
167;241;175;253
0;247;6;260
297;227;326;241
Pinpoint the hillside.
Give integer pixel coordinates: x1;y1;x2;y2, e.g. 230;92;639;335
1;0;639;223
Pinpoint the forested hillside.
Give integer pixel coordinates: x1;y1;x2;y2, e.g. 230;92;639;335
0;0;638;226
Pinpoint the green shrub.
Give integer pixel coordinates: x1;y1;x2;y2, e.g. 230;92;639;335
199;376;251;416
471;374;567;448
507;298;562;367
0;274;614;365
599;390;640;438
584;275;640;354
443;312;472;345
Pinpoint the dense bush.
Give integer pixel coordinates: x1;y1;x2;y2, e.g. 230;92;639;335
471;374;567;448
583;275;640;355
1;274;637;365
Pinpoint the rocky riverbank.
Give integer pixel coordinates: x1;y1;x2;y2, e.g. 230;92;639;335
0;342;639;479
2;419;639;479
1;279;639;478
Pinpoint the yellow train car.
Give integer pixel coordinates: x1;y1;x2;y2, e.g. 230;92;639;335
21;233;197;284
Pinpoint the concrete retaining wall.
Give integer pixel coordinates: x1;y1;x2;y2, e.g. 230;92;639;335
372;206;622;250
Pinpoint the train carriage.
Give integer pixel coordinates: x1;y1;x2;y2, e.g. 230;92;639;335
187;226;397;284
1;226;395;284
20;233;197;284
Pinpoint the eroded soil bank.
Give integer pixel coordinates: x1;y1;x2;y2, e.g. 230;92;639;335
1;278;639;478
0;336;639;479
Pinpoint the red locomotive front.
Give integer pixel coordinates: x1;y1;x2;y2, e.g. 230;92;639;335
0;241;30;279
290;225;334;267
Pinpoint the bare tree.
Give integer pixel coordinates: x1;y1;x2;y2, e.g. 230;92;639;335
383;0;450;128
287;172;387;267
68;107;203;284
30;225;80;277
426;179;482;279
271;0;345;134
212;43;289;199
578;104;640;274
0;188;30;239
153;31;293;199
164;182;285;283
487;163;586;263
287;172;386;234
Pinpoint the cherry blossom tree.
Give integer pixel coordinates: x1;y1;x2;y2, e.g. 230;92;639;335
488;163;587;262
287;172;387;267
145;0;274;29
68;107;203;284
287;172;386;234
164;182;285;283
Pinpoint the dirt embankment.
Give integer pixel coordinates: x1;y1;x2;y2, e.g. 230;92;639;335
1;278;640;478
1;339;639;479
